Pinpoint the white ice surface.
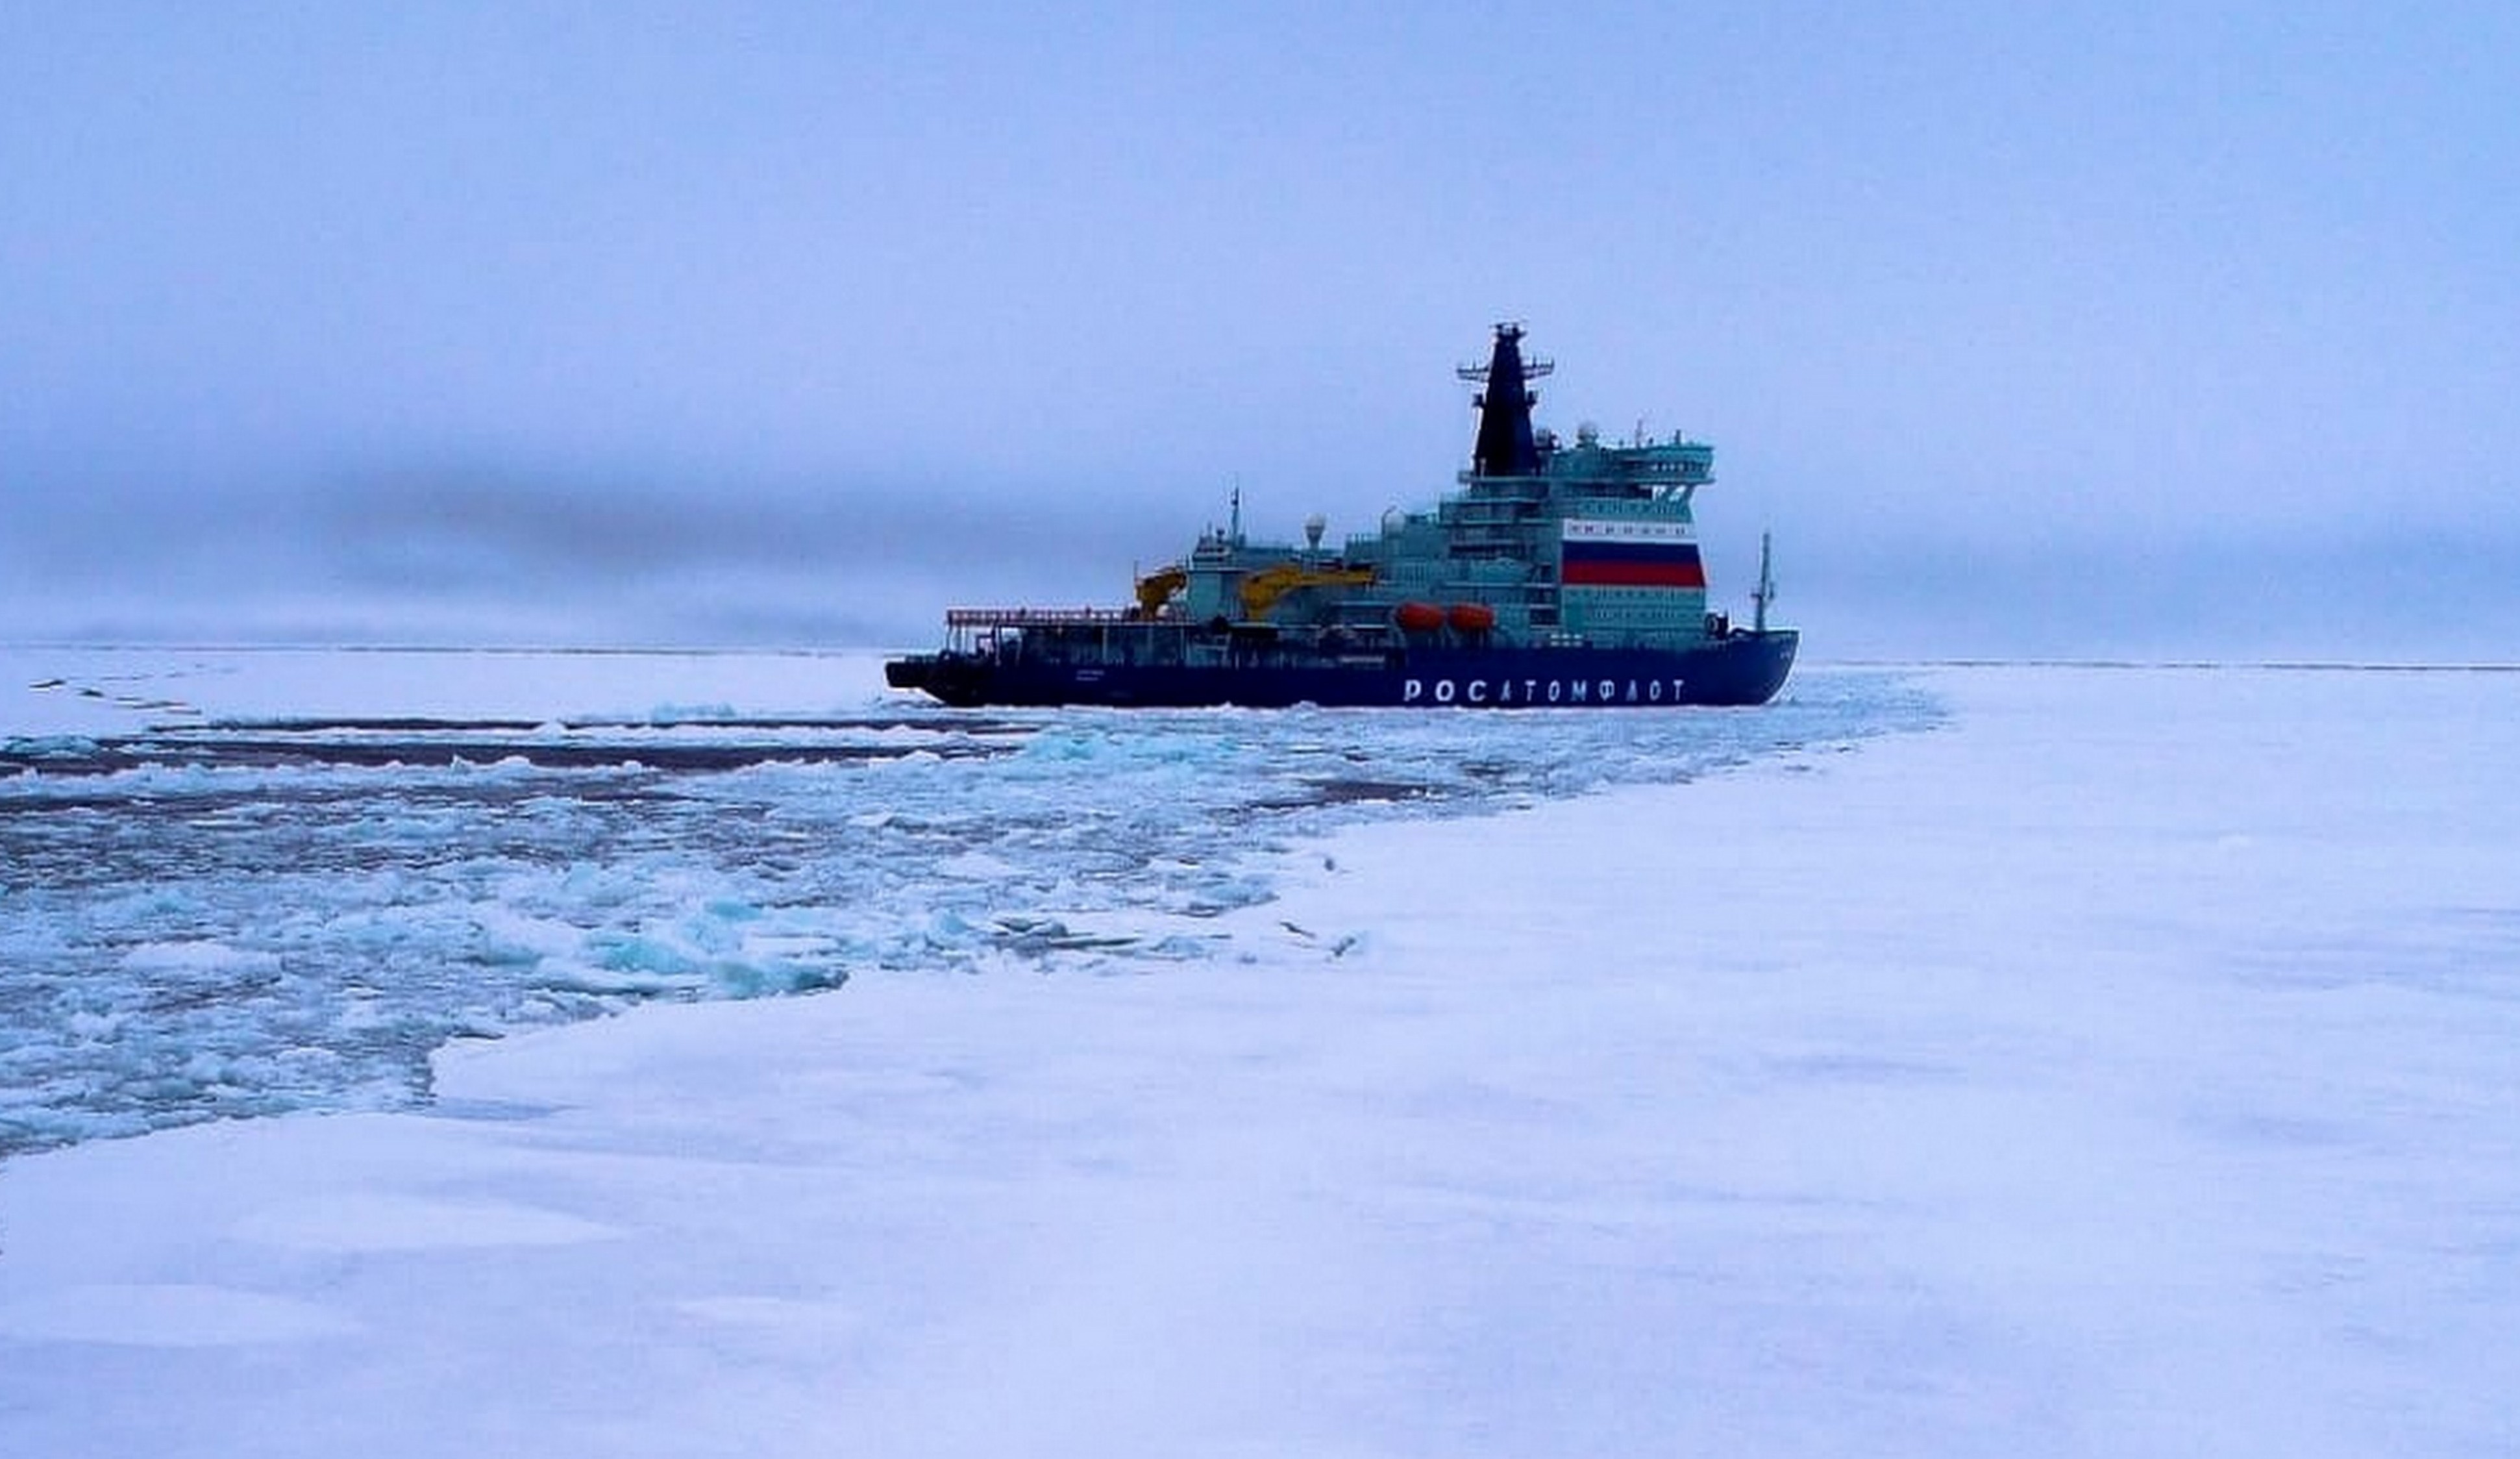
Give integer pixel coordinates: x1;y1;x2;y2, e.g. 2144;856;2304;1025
5;648;1903;1154
3;665;2517;1456
1;644;891;738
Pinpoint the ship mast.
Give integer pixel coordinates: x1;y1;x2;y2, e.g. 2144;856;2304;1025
1457;322;1555;477
1752;530;1777;633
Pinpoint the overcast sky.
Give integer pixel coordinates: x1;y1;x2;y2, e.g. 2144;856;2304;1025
6;1;2515;657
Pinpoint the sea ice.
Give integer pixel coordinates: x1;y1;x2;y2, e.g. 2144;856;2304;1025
1;649;1923;1155
6;658;2509;1455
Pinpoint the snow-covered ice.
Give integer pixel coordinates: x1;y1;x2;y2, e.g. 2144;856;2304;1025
1;647;1918;1156
3;655;2515;1456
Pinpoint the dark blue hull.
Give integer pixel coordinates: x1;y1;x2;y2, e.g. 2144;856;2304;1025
887;630;1797;709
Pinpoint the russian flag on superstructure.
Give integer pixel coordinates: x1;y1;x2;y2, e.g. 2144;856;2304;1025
1559;518;1707;588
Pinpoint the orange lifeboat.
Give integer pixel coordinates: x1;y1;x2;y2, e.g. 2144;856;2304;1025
1393;601;1446;633
1446;602;1497;634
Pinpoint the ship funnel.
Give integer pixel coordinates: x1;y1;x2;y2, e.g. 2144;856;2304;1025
1457;322;1555;477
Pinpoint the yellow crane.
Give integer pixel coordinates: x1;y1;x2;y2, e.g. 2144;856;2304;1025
1238;562;1376;619
1132;565;1188;618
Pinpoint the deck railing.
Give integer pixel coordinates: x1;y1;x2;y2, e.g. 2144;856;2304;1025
945;607;1139;629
